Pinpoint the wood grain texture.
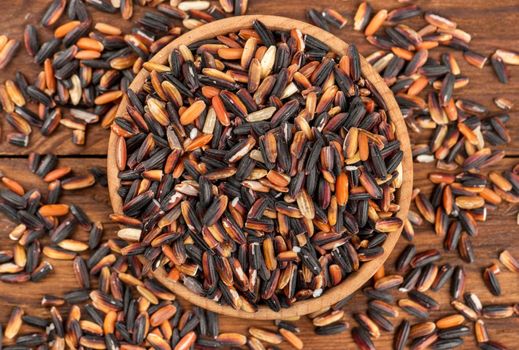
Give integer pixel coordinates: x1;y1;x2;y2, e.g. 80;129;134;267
0;0;517;155
0;0;518;349
0;158;517;349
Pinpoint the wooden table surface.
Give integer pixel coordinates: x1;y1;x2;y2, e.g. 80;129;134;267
0;0;518;349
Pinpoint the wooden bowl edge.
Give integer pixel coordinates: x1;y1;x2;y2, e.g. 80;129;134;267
107;15;413;320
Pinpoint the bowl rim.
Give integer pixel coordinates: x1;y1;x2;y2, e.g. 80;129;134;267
107;14;413;320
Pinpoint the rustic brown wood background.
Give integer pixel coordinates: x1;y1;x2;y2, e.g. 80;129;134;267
0;0;518;349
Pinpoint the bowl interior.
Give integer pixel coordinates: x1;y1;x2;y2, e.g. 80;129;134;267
107;15;413;320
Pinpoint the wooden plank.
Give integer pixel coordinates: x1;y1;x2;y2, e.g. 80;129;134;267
0;0;518;348
0;158;517;349
0;0;518;155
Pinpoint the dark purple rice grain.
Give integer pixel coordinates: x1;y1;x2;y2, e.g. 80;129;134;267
314;322;348;336
21;315;49;329
23;25;39;57
432;338;464;350
451;266;466;299
41;0;67;27
394;320;410;350
351;326;375;349
34;38;61;65
409;290;439;310
85;0;117;13
431;263;454;291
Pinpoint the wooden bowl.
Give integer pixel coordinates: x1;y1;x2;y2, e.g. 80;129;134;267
108;15;413;320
